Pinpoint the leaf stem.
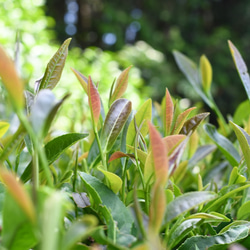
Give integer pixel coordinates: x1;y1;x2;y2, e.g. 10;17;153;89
94;128;107;170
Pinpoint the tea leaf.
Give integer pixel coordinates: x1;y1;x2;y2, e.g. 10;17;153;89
39;38;71;91
88;76;101;128
230;121;250;174
0;45;24;109
127;99;152;147
178;225;249;250
162;134;186;155
109;65;132;105
228;40;250;100
101;98;132;153
229;167;246;185
200;55;212;94
180;112;210;135
204;123;240;167
237;200;250;220
97;167;122;193
171;107;196;134
71;68;88;93
21;133;88;182
0;121;9;138
0;169;35;223
164;88;174;135
108;151;136;165
165;191;217;223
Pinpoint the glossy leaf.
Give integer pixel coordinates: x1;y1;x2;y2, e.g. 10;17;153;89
200;54;212;93
79;172;135;246
21;133;88;182
0;121;9;138
101;98;132;153
148;122;168;185
88;76;101;128
180;112;210;135
163;88;174;135
228;40;250;100
230;121;250;174
165;191;217;223
97;166;122;193
173;50;213;107
0;45;24;109
0;169;35;222
71;68;88;93
178;225;249;250
39;38;71;91
171;107;196;134
109;65;132;105
204;123;240;166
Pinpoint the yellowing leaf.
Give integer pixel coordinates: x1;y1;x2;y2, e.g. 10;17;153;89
200;54;212;93
0;45;24;109
0;121;9;138
0;169;35;223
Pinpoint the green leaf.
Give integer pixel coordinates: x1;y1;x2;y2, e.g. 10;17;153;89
126;99;152;147
200;54;212;94
228;40;250;100
228;166;246;185
237;200;250;220
204;123;240;166
178;225;249;250
165;191;217;223
230;121;250;175
21;133;88;182
109;65;132;105
173;50;213;107
180;112;210;135
233;100;250;125
97;166;122;193
79;172;135;246
71;68;88;93
39;38;71;91
101;98;132;153
0;121;9;138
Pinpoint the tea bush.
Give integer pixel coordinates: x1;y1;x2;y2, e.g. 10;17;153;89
1;38;250;249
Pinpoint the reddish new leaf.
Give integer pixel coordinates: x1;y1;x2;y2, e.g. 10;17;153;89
88;76;101;128
163;134;186;155
71;68;88;93
148;122;168;186
108;151;136;165
164;88;174;135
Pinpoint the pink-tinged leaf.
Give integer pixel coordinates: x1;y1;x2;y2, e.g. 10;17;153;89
88;76;101;128
228;40;250;101
0;45;24;109
127;145;148;165
108;151;136;165
164;88;174;136
148;122;168;186
71;68;88;93
163;134;186;155
109;65;132;105
171;107;196;134
0;169;35;223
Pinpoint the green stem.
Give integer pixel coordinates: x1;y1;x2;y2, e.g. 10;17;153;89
121;158;128;203
94;128;107;170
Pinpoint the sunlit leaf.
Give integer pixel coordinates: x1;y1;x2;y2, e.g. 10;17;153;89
88;76;101;128
200;54;212;94
39;38;71;91
228;166;246;185
101;98;132;153
0;121;9;138
71;68;88;93
109;65;132;105
0;45;24;109
204;123;240;166
228;40;250;100
163;88;174;136
162;134;186;155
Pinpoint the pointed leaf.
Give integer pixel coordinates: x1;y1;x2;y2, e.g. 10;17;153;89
71;68;88;93
230;121;250;174
228;40;250;100
0;121;9;138
109;65;132;105
127;99;152;147
0;169;35;222
171;107;196;134
204;123;240;166
165;191;217;223
164;88;174;135
101;98;132;152
88;76;101;128
108;151;136;165
180;112;210;135
0;45;24;109
148;122;168;186
21;133;88;182
200;54;212;93
39;38;71;91
163;134;186;155
97;167;122;193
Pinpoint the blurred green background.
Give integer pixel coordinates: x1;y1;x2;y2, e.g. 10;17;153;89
1;0;250;128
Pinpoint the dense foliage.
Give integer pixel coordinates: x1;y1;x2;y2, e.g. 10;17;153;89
2;36;250;249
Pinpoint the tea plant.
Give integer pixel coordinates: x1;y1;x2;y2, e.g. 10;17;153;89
1;37;250;249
